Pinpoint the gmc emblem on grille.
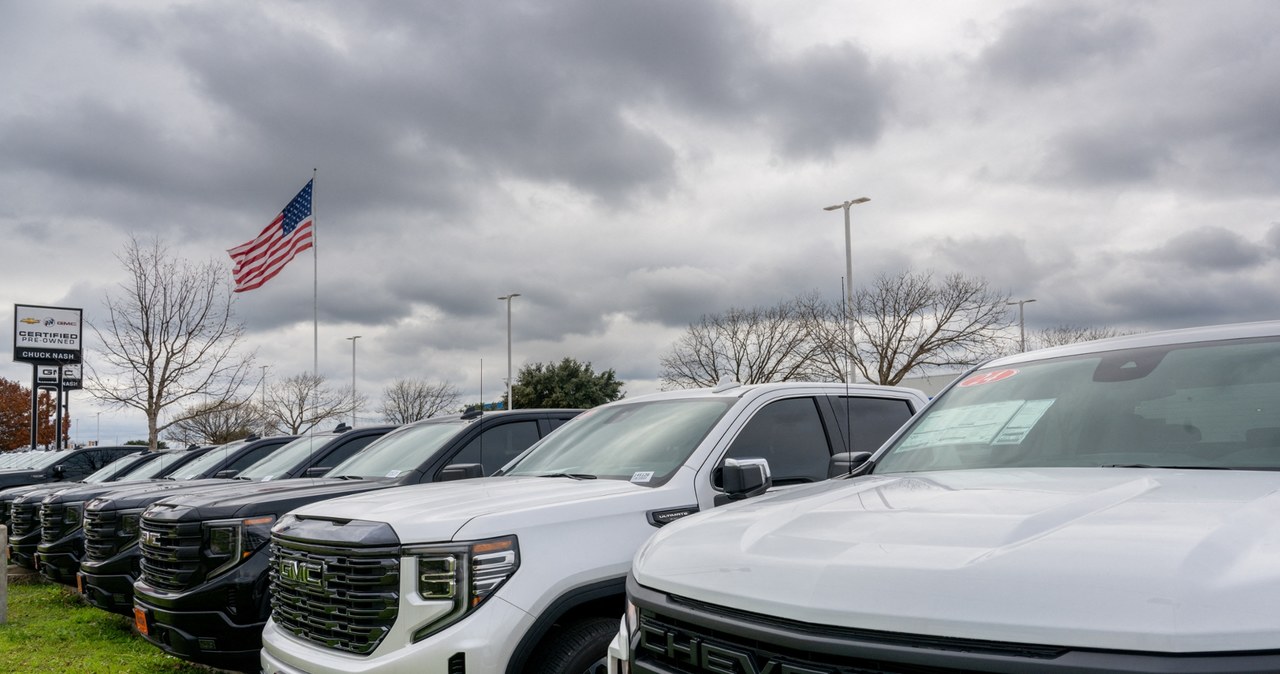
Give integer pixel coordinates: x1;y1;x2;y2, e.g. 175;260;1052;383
278;558;324;588
139;530;160;547
639;623;834;674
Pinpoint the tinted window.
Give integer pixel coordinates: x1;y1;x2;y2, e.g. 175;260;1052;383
315;435;382;472
448;421;542;475
58;452;99;479
223;443;283;475
725;397;830;483
828;396;916;454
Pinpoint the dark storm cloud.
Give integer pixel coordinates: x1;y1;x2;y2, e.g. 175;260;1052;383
980;3;1150;86
1158;226;1266;271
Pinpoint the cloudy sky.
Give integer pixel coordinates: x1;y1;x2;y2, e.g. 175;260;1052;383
4;0;1279;445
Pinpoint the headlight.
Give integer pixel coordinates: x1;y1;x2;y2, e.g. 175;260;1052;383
408;535;519;642
119;511;143;538
64;503;83;526
204;515;276;578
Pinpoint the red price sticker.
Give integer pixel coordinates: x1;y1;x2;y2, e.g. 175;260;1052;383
958;369;1018;387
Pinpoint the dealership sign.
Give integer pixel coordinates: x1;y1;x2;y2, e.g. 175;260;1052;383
35;363;82;390
14;304;83;365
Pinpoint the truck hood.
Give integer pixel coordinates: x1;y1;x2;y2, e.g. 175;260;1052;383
146;478;393;520
634;467;1280;653
82;478;237;511
292;476;665;544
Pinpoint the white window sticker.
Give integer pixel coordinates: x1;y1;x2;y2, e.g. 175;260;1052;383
898;401;1024;449
630;471;654;484
385;469;401;478
991;399;1055;445
262;475;274;482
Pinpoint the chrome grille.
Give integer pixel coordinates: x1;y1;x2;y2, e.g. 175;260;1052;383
269;538;400;655
138;518;203;592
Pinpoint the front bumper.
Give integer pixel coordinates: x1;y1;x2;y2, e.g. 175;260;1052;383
7;531;39;569
261;594;532;674
132;552;273;671
79;546;143;615
37;531;84;585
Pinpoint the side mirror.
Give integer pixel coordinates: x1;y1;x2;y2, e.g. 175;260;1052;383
303;466;329;478
51;465;66;479
439;463;485;482
213;469;238;479
722;458;771;500
828;452;873;478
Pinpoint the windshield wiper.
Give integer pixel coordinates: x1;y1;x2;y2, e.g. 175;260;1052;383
536;472;597;480
332;475;364;480
233;476;254;481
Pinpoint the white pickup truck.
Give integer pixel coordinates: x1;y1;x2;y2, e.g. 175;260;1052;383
612;321;1280;674
259;381;927;674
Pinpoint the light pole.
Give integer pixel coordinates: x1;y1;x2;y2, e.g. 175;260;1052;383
823;196;870;383
1007;298;1036;352
259;365;269;436
96;412;101;446
498;294;521;409
346;336;361;427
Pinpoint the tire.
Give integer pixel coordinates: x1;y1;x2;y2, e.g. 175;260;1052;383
525;616;617;674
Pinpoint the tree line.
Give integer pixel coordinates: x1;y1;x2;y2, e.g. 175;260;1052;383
19;236;1118;451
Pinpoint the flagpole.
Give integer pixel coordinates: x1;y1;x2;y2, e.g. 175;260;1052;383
312;168;318;381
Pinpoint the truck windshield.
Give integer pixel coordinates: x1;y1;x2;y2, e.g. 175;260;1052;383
82;453;143;483
236;435;329;480
502;398;733;486
328;421;469;479
875;336;1280;473
121;451;187;480
166;440;249;480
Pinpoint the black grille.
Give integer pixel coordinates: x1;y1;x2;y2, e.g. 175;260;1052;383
83;509;127;561
8;502;38;538
39;503;74;543
269;538;400;655
138;518;204;592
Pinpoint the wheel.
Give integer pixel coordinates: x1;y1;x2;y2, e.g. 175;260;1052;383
525;616;617;674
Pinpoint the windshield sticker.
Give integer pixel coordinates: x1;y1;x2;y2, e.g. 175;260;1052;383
385;469;401;478
630;471;654;484
262;475;274;481
897;401;1029;449
958;369;1019;387
991;399;1055;445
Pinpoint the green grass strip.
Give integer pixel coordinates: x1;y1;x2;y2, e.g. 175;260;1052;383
1;579;210;674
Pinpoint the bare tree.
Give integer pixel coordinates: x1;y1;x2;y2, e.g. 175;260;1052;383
1033;324;1130;349
379;378;461;423
659;297;818;389
165;400;266;445
264;372;359;434
846;271;1013;385
87;236;255;450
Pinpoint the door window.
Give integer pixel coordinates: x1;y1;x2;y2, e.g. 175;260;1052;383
448;421;542;475
724;397;831;484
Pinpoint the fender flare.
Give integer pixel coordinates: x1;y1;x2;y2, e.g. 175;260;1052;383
504;576;626;674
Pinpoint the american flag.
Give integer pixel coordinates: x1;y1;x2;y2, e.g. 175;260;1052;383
228;180;315;292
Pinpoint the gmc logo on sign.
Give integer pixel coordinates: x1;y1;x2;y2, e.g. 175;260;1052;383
639;623;834;674
278;558;323;588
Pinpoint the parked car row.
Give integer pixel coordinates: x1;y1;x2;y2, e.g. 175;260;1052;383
2;380;930;673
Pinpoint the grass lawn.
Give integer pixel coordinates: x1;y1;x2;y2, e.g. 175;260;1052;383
1;576;210;674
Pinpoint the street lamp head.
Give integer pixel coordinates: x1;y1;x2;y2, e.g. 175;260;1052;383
823;197;871;211
498;293;522;301
346;335;362;341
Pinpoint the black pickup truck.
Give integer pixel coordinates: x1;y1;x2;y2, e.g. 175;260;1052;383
133;409;581;672
16;434;294;580
0;445;143;490
78;425;392;614
1;448;157;531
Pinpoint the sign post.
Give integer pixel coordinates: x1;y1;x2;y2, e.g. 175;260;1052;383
13;304;83;449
